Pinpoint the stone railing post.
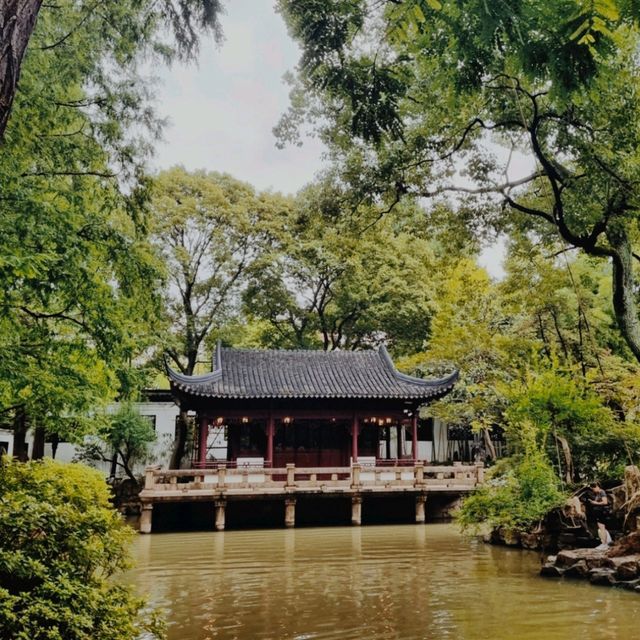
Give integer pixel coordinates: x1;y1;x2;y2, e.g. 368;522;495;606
414;461;424;486
144;466;157;491
476;463;484;484
351;463;361;488
218;464;226;488
286;463;295;488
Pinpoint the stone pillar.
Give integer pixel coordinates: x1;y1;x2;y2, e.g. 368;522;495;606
285;498;296;528
412;413;418;461
140;503;153;534
198;415;208;467
215;500;226;531
416;494;427;524
351;415;359;463
267;415;275;466
351;495;362;526
414;461;424;485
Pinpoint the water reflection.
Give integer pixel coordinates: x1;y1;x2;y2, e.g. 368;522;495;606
126;524;640;640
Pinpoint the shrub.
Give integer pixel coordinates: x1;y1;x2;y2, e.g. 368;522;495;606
458;447;566;533
0;458;163;640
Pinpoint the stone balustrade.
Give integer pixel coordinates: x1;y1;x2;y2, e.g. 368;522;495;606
138;462;483;533
141;462;482;497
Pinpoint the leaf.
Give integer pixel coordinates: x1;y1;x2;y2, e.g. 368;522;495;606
569;18;592;41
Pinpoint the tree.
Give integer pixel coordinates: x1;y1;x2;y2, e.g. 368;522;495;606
77;404;158;484
457;428;566;533
0;0;223;140
0;458;164;639
0;0;211;452
277;0;640;362
245;180;439;354
150;167;290;467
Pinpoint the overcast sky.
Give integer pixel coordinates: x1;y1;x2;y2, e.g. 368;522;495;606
151;0;324;195
151;0;506;276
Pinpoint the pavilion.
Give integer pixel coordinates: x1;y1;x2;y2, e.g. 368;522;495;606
167;345;458;469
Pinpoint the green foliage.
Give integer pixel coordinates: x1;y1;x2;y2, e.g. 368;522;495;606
0;0;227;437
505;368;640;481
151;166;291;374
78;405;157;482
278;0;640;362
0;459;163;640
458;438;566;533
244;179;440;355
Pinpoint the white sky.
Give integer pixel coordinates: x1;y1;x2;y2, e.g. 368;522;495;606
151;0;324;195
151;0;507;277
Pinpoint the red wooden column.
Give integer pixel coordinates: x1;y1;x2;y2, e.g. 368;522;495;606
198;415;208;467
267;414;275;466
412;414;419;462
351;415;359;463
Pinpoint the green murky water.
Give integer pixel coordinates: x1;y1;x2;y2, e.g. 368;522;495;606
127;524;640;640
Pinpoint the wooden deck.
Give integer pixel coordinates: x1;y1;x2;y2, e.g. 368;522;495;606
139;462;483;532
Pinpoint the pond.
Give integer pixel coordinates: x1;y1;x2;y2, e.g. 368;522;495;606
127;524;640;640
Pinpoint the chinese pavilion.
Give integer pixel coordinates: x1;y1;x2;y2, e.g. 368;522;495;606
168;345;458;469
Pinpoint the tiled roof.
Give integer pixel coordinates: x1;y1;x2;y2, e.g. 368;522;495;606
167;345;458;400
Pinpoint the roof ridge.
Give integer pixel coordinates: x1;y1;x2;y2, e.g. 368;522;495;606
220;346;377;355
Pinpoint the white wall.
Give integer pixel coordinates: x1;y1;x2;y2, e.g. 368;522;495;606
0;400;182;478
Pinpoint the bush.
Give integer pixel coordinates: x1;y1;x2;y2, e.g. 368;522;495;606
0;458;163;640
457;448;566;533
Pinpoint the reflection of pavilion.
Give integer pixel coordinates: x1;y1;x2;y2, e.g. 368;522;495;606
167;345;459;468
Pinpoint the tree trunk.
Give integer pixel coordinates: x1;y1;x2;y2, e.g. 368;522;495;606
169;408;190;469
12;408;28;461
606;228;640;363
0;0;43;140
31;424;45;459
109;449;118;477
554;433;574;484
50;433;59;459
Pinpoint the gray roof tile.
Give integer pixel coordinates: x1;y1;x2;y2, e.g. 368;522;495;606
167;345;458;400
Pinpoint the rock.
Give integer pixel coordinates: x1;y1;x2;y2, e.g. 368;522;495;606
520;532;541;550
564;496;586;519
585;555;608;570
608;532;640;557
606;556;640;580
589;568;617;586
617;578;640;592
558;532;579;548
556;548;606;567
565;560;589;578
540;563;563;578
546;555;557;564
501;528;521;546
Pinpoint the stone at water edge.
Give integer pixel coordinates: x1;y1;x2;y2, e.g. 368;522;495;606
605;556;639;580
556;548;607;567
540;563;564;578
589;569;617;586
564;560;589;578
